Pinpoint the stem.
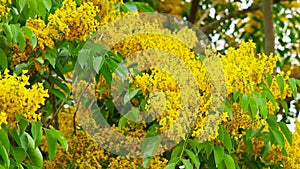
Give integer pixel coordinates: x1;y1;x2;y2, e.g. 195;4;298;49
263;0;275;55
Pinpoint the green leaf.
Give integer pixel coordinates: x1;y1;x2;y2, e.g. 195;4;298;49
0;48;7;69
224;154;235;169
134;2;155;12
276;76;284;93
45;131;57;161
48;76;70;95
278;122;292;146
233;91;240;102
279;101;288;115
143;157;152;169
214;145;224;167
264;89;277;106
224;99;233;119
121;2;138;12
10;129;21;147
124;89;140;104
22;26;37;49
49;88;67;101
14;63;29;75
164;163;176;169
218;126;232;152
31;121;43;148
141;136;162;158
270;127;285;147
185;149;200;169
0;145;9;168
288;78;297;99
0;129;9;152
12;147;26;165
93;56;104;73
262;141;271;158
100;63;112;87
17;0;27;12
249;96;258;119
266;74;273;87
170;145;183;162
181;159;193;169
17;31;26;52
44;51;57;68
26;147;43;168
43;0;52;11
16;114;29;134
45;129;68;152
240;94;249;111
2;24;12;43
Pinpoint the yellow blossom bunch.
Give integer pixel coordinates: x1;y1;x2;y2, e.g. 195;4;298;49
0;0;11;19
284;120;300;168
47;0;100;41
82;0;127;26
223;103;267;140
221;41;279;95
42;105;168;168
0;69;49;124
26;18;55;50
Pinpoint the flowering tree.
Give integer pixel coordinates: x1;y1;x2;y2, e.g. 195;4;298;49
0;0;299;169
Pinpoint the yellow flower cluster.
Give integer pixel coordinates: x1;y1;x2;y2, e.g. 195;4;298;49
82;0;126;26
26;0;100;51
42;105;168;168
0;69;48;124
221;41;279;95
47;0;100;41
223;103;267;140
284;121;300;168
0;0;11;19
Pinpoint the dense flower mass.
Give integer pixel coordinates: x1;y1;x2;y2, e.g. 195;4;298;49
0;0;11;19
0;69;49;123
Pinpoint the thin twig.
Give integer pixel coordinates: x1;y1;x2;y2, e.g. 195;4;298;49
197;0;219;26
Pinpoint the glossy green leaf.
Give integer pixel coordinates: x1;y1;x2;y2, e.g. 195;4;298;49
22;26;37;49
45;130;57;160
124;89;140;104
12;147;26;164
288;78;297;99
270;127;285;147
43;0;52;11
181;159;193;169
93;56;104;73
185;149;200;169
278;122;292;146
16;114;28;134
49;88;67;101
0;129;9;151
17;0;27;12
141;135;162;158
218;126;232;152
2;24;12;43
0;145;9;168
31;121;43;148
240;94;249;111
134;2;155;12
164;163;176;169
17;31;26;52
276;76;284;94
26;147;43;168
224;154;235;169
214;145;224;167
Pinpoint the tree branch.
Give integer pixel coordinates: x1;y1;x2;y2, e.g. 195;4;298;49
188;0;201;24
200;4;261;35
263;0;275;55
